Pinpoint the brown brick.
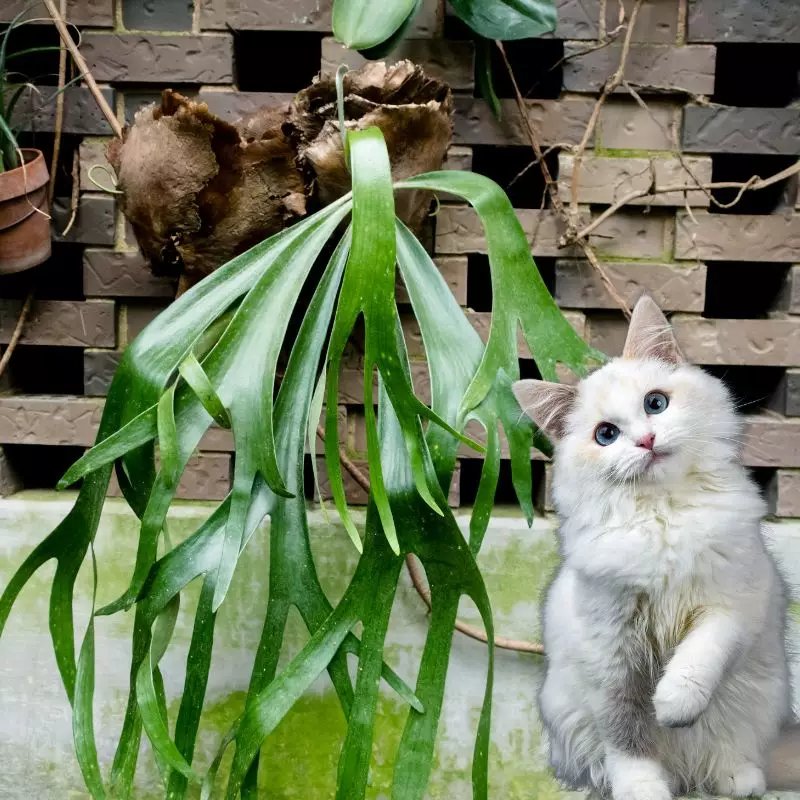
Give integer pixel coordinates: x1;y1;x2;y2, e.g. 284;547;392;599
0;396;104;447
397;256;467;305
0;448;22;498
321;37;474;92
199;0;331;29
587;314;800;367
84;249;175;298
52;194;115;246
682;107;800;156
13;87;117;136
197;89;294;122
687;0;800;43
555;260;706;311
553;0;601;39
0;300;115;348
108;453;232;500
81;34;234;83
122;301;171;345
605;0;679;43
452;96;596;147
769;370;800;417
79;138;114;192
84;349;122;396
767;470;800;517
444;146;473;172
2;0;113;26
436;205;670;260
776;265;800;313
564;44;715;94
558;154;712;206
675;212;800;262
742;414;800;468
598;99;680;151
314;456;460;507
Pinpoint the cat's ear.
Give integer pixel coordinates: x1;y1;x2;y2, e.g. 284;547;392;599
513;379;577;440
622;294;683;364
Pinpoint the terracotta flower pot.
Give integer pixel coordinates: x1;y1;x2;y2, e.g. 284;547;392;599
0;148;51;274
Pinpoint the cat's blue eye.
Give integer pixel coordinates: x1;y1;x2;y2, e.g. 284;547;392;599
644;391;669;415
594;422;620;446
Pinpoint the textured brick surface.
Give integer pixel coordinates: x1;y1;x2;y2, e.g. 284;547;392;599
122;302;171;345
452;96;596;147
558;154;712;206
605;0;679;43
52;194;115;246
683;107;800;155
555;260;706;311
444;146;473;172
675;212;800;262
687;0;800;43
552;0;601;39
321;38;474;92
767;470;800;518
598;99;680;151
197;89;295;121
563;44;715;94
0;396;104;447
122;0;193;30
78;138;113;192
84;250;175;298
199;0;332;30
396;256;467;305
84;349;122;396
2;0;113;25
0;300;115;348
769;370;800;418
436;206;669;260
14;87;116;136
777;266;800;314
588;315;800;367
81;34;234;83
741;414;800;468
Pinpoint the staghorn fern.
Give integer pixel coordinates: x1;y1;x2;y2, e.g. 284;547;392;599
0;123;602;798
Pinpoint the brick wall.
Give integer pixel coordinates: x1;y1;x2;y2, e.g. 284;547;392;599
2;0;799;518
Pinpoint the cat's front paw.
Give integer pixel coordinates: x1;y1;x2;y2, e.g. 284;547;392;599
652;670;710;728
712;762;765;797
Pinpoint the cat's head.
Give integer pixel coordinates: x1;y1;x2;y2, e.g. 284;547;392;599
513;296;740;489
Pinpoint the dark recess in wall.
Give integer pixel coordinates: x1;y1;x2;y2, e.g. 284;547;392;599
6;346;84;395
702;365;787;415
467;255;555;312
234;31;324;92
710;154;798;214
0;243;85;301
470;146;559;209
3;445;86;489
713;44;800;107
703;262;789;319
459;458;545;506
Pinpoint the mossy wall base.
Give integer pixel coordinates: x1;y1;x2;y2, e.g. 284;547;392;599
0;493;798;798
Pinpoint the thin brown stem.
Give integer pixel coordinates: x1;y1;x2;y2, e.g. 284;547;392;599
47;0;68;207
42;0;123;139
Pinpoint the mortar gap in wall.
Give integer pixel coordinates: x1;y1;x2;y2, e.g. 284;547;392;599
703;262;790;319
478;38;564;101
5;346;85;395
2;445;86;490
471;145;558;209
709;154;798;215
712;44;800;108
233;31;324;92
701;366;787;417
0;243;85;301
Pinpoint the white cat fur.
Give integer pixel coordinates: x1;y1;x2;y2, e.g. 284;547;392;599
513;296;797;800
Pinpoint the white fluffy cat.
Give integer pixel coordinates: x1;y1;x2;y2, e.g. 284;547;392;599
513;296;799;800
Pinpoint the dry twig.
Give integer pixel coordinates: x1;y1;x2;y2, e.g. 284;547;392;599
0;293;35;381
42;0;123;139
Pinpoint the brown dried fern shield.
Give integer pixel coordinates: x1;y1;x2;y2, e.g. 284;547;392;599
107;89;306;293
289;60;453;232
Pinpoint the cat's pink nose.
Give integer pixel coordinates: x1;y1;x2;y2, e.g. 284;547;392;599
636;433;656;450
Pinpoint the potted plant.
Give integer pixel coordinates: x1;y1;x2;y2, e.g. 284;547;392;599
0;10;52;274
